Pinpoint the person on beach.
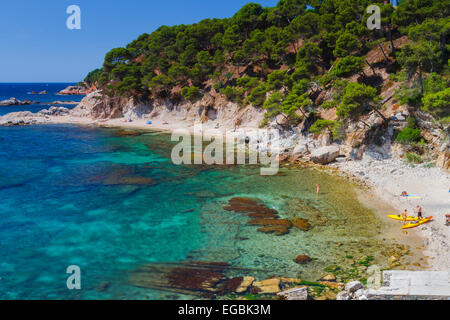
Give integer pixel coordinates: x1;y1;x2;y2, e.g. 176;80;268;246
401;191;408;197
417;205;423;219
402;209;408;225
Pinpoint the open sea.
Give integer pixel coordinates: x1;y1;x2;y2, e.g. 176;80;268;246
0;84;396;299
0;83;83;116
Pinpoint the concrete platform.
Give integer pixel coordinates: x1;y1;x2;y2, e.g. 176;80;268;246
366;271;450;300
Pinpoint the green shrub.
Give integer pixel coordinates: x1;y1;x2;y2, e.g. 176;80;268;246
221;86;244;104
246;84;268;107
310;119;344;140
422;87;450;120
396;117;423;145
331;56;365;78
405;152;423;164
181;86;202;102
236;76;259;91
395;86;422;106
262;92;284;119
396;127;422;144
267;70;291;90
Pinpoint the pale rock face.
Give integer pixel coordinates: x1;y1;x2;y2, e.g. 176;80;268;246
38;106;70;116
310;145;340;164
277;287;308;300
318;130;332;146
393;113;406;122
293;143;309;156
70;91;105;119
436;149;450;172
275;114;289;126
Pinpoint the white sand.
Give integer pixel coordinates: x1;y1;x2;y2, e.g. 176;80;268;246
50;115;260;136
334;157;450;271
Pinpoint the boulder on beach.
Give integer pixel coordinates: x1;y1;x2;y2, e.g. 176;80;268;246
310;145;340;164
293;143;309;156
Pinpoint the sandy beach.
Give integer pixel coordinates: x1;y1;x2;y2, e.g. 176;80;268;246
333;158;450;271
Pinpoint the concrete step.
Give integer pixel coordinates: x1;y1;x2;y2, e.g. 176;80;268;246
367;271;450;300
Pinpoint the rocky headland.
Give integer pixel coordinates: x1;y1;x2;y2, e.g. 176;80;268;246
0;97;39;106
56;84;96;95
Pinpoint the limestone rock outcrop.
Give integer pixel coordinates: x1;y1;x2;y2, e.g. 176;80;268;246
310;145;340;164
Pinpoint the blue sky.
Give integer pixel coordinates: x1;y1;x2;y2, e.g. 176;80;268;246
0;0;278;82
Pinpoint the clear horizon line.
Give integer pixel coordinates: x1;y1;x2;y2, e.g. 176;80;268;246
0;81;80;84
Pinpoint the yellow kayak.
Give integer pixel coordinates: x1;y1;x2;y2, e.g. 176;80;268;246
401;217;433;230
388;214;417;222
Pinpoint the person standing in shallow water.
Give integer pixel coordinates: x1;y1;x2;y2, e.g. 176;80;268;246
402;209;409;225
417;205;423;219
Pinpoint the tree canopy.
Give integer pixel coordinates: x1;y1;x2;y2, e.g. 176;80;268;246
85;0;450;128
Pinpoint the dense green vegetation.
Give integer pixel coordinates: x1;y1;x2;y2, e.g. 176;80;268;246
85;0;449;129
396;116;424;144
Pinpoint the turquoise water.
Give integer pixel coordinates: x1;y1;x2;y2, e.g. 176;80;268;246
0;124;392;299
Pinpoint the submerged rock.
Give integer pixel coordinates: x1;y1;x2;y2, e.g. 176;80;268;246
319;274;337;282
292;218;312;231
320;281;345;290
294;255;312;265
225;197;292;236
247;218;293;228
257;225;290;236
129;262;230;297
115;176;155;185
